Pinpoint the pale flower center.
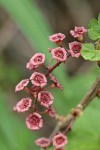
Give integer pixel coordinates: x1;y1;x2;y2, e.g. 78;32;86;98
55;50;64;58
34;75;44;84
56;137;65;145
34;56;42;62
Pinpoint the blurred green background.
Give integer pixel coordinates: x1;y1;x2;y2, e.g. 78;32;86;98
0;0;100;150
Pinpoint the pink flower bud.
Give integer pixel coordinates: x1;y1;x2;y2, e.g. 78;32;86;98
15;79;29;92
35;137;50;148
30;72;47;87
46;106;56;118
53;133;68;149
49;33;65;43
49;74;63;90
70;26;87;39
26;112;43;130
51;47;67;62
13;97;32;112
69;41;82;58
38;91;54;108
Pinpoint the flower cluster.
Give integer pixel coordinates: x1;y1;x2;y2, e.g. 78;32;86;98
14;26;87;149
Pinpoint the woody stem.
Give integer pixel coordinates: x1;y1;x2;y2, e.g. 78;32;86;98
49;74;100;139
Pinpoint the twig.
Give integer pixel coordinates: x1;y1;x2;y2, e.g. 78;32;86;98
49;74;100;139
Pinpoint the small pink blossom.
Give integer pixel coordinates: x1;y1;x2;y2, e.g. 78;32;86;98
38;91;54;108
26;61;38;70
35;137;50;148
30;53;45;65
53;133;68;149
26;53;45;70
49;33;65;43
26;112;43;130
49;74;63;90
51;47;67;62
69;41;82;57
15;79;29;92
13;97;32;113
30;72;47;87
46;106;56;118
70;26;87;39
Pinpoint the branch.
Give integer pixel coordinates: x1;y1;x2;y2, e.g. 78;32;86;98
49;74;100;139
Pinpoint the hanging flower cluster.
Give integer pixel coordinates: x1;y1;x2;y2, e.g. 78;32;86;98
14;26;87;149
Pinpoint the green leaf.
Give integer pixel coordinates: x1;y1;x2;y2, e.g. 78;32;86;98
88;29;100;40
88;15;100;40
81;43;100;61
88;18;98;29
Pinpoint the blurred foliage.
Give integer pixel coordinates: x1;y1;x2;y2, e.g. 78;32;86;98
0;0;100;150
0;90;37;150
0;57;22;89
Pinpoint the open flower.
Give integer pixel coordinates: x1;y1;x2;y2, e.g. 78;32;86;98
69;41;82;57
51;47;67;62
13;97;32;112
49;33;65;43
30;72;47;87
53;133;68;149
70;26;87;40
26;112;43;130
26;61;38;70
15;79;29;92
35;137;50;148
26;53;45;70
38;91;54;108
30;53;45;65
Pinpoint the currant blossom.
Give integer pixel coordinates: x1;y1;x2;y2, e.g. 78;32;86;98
26;53;45;70
51;47;67;62
30;53;45;65
35;137;50;148
38;91;54;108
15;79;29;92
13;98;32;113
26;112;43;130
53;133;68;149
49;33;65;43
69;41;82;57
26;61;38;70
30;72;47;87
70;26;87;40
